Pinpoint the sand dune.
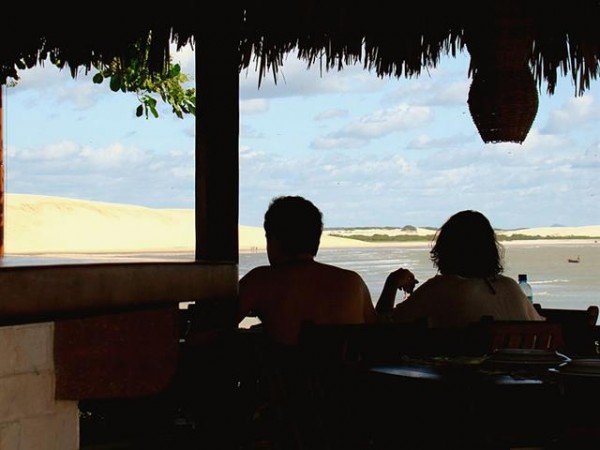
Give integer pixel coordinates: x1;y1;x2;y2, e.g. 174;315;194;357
4;194;372;254
4;194;600;254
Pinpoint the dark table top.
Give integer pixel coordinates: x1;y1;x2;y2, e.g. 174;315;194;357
369;362;547;385
364;355;569;448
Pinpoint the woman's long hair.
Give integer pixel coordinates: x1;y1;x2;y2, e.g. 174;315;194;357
430;210;504;278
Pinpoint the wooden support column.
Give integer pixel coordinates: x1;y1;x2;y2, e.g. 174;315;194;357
195;26;240;263
0;87;4;257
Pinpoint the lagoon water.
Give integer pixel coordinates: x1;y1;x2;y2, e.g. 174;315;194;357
240;243;600;311
4;242;599;311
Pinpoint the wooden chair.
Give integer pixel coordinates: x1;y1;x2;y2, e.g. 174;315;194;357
534;303;599;326
530;305;600;447
471;316;566;353
296;320;437;448
534;303;600;356
298;320;431;366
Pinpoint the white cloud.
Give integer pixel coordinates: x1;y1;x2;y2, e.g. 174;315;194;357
80;143;147;168
54;82;104;110
240;54;387;100
344;104;432;138
576;143;600;168
6;140;195;207
10;141;80;160
10;141;148;169
542;95;600;134
4;51;599;228
240;125;264;139
407;133;475;150
311;104;432;149
240;146;265;160
8;63;73;91
428;80;470;105
240;99;269;114
171;43;195;75
311;136;369;149
315;108;349;121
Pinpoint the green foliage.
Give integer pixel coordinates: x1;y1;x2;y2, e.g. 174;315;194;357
91;41;195;120
401;225;417;232
329;234;434;243
330;233;599;243
497;234;597;241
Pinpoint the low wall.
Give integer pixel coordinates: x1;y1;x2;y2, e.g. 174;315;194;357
0;322;78;450
0;261;240;447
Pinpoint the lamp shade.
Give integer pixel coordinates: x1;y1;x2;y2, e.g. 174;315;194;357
468;66;539;144
463;1;539;143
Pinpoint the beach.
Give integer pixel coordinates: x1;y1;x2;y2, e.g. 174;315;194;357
4;193;598;329
4;193;600;254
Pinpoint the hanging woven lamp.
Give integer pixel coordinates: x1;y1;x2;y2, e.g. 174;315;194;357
464;2;539;144
468;66;538;144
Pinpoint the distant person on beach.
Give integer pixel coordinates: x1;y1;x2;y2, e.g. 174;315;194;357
376;210;544;327
238;195;377;345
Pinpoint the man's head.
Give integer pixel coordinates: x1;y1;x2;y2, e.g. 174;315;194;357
263;196;323;260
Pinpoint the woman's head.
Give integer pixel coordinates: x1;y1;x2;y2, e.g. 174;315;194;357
430;210;504;278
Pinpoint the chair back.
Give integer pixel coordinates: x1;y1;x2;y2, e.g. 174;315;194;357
534;303;599;326
298;319;434;366
533;304;600;356
471;317;566;353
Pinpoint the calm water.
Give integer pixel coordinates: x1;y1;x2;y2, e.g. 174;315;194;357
240;243;600;311
4;242;599;311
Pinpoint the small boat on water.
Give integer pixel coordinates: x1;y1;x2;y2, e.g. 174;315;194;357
568;256;581;263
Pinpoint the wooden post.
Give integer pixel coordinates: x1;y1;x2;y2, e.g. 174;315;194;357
0;86;4;257
194;24;240;263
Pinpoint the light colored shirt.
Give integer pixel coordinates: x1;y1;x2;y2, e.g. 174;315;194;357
391;274;544;327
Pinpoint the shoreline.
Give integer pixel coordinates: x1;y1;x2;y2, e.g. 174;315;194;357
5;238;598;258
241;237;600;254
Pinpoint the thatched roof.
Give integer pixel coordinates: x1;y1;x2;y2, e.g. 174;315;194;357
2;0;600;142
1;1;597;91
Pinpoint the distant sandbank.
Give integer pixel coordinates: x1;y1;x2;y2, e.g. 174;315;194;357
4;194;600;255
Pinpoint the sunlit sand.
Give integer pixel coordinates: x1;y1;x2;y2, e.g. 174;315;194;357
4;193;600;254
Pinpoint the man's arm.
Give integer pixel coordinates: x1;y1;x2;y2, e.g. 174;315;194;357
238;272;258;324
360;278;378;323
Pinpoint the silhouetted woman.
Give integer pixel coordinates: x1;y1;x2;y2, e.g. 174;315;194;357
376;210;543;326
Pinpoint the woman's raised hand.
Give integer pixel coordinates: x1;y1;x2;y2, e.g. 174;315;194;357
387;268;419;294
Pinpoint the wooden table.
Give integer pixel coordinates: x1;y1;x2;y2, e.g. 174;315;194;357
362;357;566;449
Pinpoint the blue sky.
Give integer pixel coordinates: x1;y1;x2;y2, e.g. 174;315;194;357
3;45;599;229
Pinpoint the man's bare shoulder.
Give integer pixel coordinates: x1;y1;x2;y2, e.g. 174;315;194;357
240;265;272;281
241;261;366;286
314;261;366;280
315;261;358;274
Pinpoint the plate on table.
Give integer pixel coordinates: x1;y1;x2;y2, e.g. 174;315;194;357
486;348;570;366
553;359;600;377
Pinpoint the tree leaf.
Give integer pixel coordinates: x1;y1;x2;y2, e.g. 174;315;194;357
91;37;195;119
170;64;181;77
109;75;121;92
